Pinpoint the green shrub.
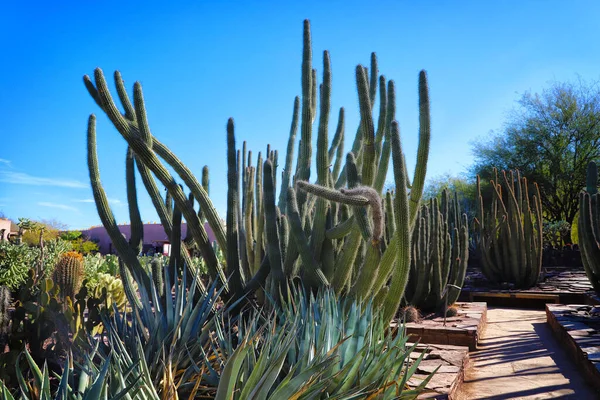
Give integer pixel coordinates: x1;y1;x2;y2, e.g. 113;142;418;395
0;242;38;290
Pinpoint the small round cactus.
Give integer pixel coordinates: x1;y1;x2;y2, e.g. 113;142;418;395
53;251;84;302
401;306;421;323
445;304;459;317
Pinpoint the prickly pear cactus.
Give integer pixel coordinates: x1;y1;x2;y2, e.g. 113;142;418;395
53;251;85;302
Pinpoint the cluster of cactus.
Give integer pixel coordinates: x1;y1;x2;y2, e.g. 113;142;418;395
578;161;600;295
53;251;85;302
404;189;469;311
475;169;543;288
83;19;432;322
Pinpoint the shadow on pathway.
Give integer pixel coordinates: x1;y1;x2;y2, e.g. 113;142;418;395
454;308;597;399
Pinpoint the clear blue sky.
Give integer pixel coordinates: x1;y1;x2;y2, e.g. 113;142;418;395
1;1;599;229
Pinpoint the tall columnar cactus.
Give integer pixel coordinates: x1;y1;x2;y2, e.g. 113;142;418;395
53;251;85;302
578;161;600;294
404;190;469;311
0;285;9;351
84;19;432;322
476;169;543;288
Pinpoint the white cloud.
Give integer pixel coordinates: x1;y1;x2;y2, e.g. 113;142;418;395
73;198;123;206
38;202;79;212
0;171;87;189
0;159;11;165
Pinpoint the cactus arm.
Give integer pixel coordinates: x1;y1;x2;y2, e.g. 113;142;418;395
325;216;355;239
374;75;387;161
310;51;332;259
245;166;256;272
409;71;432;224
296;19;314;211
356;66;376;187
296;181;370;206
374;80;396;193
383;121;412;322
278;96;300;213
87;115;148;307
226;119;244;297
168;199;183;278
263;160;287;301
126;147;143;255
328;108;345;163
287;188;327;287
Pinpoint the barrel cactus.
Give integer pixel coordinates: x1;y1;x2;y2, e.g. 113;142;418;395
475;169;543;288
53;251;85;302
578;161;600;294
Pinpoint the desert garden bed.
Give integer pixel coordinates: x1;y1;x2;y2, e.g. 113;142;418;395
546;304;600;392
459;267;597;306
392;302;487;351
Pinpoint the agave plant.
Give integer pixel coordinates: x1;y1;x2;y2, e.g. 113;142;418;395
212;288;437;399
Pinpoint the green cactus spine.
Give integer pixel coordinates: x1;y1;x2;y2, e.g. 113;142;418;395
53;251;85;302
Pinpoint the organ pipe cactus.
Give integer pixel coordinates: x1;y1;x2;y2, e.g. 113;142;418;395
404;190;469;311
53;251;85;302
84;19;432;322
578;161;600;294
475;169;543;288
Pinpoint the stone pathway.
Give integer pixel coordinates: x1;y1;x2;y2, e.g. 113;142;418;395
455;308;597;399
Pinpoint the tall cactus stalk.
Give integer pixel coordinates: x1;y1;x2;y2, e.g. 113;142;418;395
578;161;600;294
476;169;543;288
405;190;469;311
84;19;432;322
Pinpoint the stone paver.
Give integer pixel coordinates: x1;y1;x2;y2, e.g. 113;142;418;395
455;308;597;399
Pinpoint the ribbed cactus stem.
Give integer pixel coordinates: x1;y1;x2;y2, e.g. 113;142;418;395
263;160;287;301
53;252;85;303
87;115;150;306
126;147;143;255
151;258;164;297
296;181;370;206
383;121;411;322
226;118;244;296
278;96;300;213
409;71;431;224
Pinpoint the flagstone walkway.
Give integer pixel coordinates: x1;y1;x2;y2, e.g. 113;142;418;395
455;308;597;399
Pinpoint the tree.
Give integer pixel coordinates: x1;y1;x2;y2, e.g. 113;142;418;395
471;78;600;244
422;173;478;220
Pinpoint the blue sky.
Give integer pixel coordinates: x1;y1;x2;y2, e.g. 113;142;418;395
1;1;599;229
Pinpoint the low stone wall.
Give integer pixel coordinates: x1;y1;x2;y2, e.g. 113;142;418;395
407;343;470;399
546;304;600;392
393;302;487;351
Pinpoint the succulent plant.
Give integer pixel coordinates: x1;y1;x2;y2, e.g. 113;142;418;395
404;189;469;311
83;19;433;322
400;305;421;323
53;251;85;302
475;169;543;288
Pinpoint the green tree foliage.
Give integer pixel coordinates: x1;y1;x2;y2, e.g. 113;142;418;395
423;173;478;219
20;219;66;246
472;78;600;244
60;231;99;254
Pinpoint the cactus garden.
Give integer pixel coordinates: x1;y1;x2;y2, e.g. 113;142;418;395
2;3;600;398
